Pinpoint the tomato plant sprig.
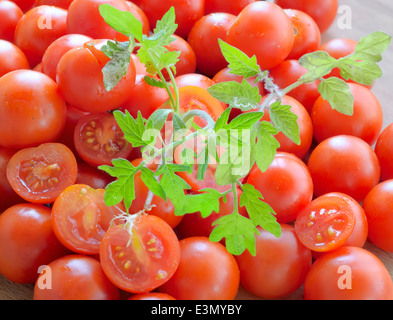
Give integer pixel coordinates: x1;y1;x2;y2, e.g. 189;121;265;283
97;5;391;256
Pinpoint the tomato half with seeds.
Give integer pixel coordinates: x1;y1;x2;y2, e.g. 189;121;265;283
294;193;356;252
99;215;181;293
6;143;78;204
74;112;134;167
52;184;123;255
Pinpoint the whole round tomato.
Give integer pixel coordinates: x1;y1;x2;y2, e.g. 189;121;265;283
269;60;320;114
246;152;313;223
363;180;393;252
204;0;256;15
236;224;311;299
304;246;393;300
14;5;68;67
159;237;240;300
307;135;380;202
312;82;383;145
67;0;149;41
34;255;120;300
41;33;92;81
100;215;181;293
139;0;204;39
375;123;393;181
275;0;338;33
226;2;295;70
7;143;78;204
284;9;321;60
187;12;236;77
0;39;30;77
0;203;68;284
0;70;67;149
262;95;313;159
74;112;134;167
52;184;123;254
175;73;216;90
56;40;136;113
0;1;23;42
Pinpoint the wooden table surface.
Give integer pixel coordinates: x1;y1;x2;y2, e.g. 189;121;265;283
1;0;393;300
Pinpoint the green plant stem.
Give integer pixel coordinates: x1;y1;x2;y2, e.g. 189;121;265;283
166;66;180;114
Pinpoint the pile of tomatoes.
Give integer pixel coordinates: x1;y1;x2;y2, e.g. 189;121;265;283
0;0;393;301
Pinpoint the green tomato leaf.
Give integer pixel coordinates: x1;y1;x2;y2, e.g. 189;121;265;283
140;167;167;201
353;31;391;63
298;51;337;83
113;110;148;147
318;77;354;116
255;121;280;173
337;58;382;86
269;101;300;145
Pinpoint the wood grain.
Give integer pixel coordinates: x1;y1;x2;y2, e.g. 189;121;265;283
1;0;392;300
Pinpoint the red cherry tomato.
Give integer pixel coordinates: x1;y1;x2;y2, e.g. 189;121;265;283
67;0;149;41
34;255;120;300
363;180;393;252
7;143;78;204
139;0;204;39
236;224;311;299
275;0;338;34
0;39;30;77
159;237;240;300
304;246;393;300
284;9;321;60
0;1;23;43
14;5;68;67
295;193;356;252
246;152;313;223
0;203;68;283
175;73;215;90
56;40;136;113
187;12;237;77
375;123;393;181
100;215;181;293
312;82;383;145
52;184;123;254
41;33;92;81
0;70;67;149
226;2;295;70
307;135;380;202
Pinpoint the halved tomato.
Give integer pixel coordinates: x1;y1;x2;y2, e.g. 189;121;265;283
99;214;180;293
6;143;77;204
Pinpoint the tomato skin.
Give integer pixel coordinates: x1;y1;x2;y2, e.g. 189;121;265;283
0;148;24;212
226;2;295;70
56;41;136;113
41;33;93;81
284;9;321;60
0;1;23;43
7;143;78;204
295;193;356;252
307;135;380;202
34;0;74;9
14;5;68;67
159;237;240;300
67;0;149;41
0;70;67;149
375;123;393;181
187;12;236;77
74;112;134;167
139;0;204;39
275;0;338;34
363;180;393;252
304;246;393;300
76;162;114;189
175;73;215;90
246;152;313;223
100;215;181;293
312;83;383;145
236;224;311;299
128;292;176;300
269;60;320;114
204;0;256;15
0;39;30;77
262;95;313;159
11;0;35;12
0;203;69;284
34;255;120;300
